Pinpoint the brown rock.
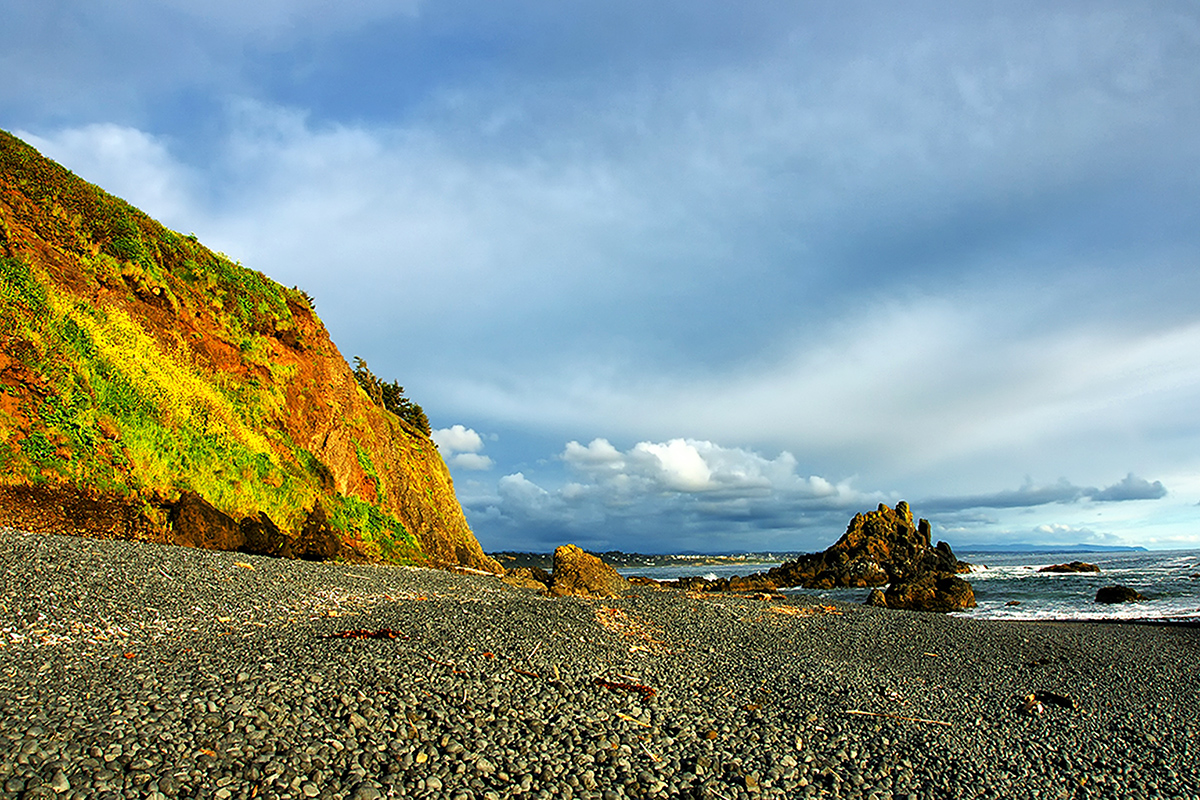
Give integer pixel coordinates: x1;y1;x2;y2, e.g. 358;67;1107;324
1095;585;1147;604
1038;561;1100;573
169;491;243;551
767;502;966;589
548;545;630;598
867;572;977;612
502;566;552;591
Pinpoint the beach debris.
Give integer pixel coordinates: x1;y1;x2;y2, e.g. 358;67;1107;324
1020;694;1045;715
326;628;407;640
769;603;842;617
1020;691;1076;715
594;677;656;701
845;709;951;727
593;606;668;652
1006;600;1022;606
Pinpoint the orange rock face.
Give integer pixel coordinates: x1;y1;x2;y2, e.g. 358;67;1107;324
548;545;630;598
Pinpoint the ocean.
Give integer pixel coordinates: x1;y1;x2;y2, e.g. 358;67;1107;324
617;549;1200;622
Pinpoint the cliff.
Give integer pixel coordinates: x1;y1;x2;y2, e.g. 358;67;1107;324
0;130;500;573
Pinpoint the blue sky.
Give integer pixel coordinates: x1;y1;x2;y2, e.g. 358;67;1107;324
5;1;1200;552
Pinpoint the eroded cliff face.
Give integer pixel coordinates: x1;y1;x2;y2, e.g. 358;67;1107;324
0;130;500;573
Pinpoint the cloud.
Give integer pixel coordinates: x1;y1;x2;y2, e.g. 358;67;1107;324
461;437;893;552
431;424;494;470
432;424;485;454
923;474;1169;512
1090;473;1168;502
16;125;196;225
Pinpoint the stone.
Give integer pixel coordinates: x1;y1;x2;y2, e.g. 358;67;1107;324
49;771;69;794
868;572;976;612
548;545;630;598
502;566;552;591
1038;561;1100;573
350;784;382;800
1095;585;1147;604
169;491;243;551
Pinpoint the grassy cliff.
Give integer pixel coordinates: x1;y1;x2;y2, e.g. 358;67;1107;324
0;129;500;573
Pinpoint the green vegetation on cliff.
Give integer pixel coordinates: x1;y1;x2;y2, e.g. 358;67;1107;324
0;129;499;572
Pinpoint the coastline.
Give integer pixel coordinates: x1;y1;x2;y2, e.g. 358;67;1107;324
2;528;1199;798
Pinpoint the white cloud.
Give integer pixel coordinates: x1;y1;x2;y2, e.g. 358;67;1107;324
432;424;485;454
17;125;196;226
449;453;495;471
432;425;493;471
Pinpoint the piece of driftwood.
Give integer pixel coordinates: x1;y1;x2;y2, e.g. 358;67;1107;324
594;677;656;701
845;709;952;727
327;628;407;640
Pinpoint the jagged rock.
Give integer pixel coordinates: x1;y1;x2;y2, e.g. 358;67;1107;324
288;503;347;561
502;566;552;591
548;545;630;598
1039;561;1100;573
169;492;346;561
1095;585;1147;604
169;492;243;551
866;572;976;612
767;502;966;589
665;574;778;594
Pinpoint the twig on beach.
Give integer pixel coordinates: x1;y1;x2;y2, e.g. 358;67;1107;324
639;740;662;762
594;677;656;701
617;712;651;727
845;709;952;727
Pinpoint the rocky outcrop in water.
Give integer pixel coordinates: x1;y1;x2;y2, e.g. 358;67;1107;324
1039;561;1100;573
1095;585;1147;604
865;572;976;613
765;502;968;590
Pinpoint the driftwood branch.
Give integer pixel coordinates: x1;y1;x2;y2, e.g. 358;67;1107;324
845;709;952;727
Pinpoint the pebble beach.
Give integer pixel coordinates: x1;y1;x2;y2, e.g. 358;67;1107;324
2;527;1199;800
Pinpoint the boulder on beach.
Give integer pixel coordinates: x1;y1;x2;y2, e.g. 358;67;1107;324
1095;585;1148;604
548;545;630;598
1039;561;1101;573
866;572;977;613
501;566;552;591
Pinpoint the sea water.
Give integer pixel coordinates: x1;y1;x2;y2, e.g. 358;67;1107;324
618;550;1200;622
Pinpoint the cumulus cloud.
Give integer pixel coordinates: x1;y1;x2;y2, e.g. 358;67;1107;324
460;437;895;552
431;424;494;470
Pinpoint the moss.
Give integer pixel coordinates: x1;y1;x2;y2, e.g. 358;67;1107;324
328;493;424;565
354;440;385;503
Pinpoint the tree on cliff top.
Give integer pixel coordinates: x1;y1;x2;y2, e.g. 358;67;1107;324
352;357;431;436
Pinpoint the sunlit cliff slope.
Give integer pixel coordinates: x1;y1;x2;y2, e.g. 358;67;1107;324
0;130;500;573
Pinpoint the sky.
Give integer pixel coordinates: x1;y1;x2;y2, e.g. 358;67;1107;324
4;1;1200;553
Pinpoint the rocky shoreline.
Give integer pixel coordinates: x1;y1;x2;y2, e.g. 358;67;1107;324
2;527;1199;799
